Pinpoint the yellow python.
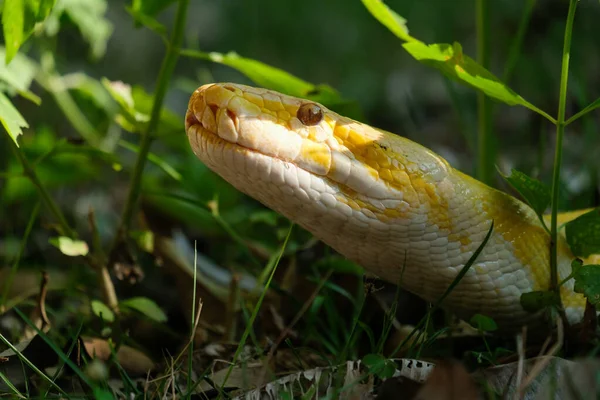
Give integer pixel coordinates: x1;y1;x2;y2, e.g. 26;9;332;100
185;83;596;329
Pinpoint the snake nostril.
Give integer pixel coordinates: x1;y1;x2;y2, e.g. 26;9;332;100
226;109;239;129
222;85;236;92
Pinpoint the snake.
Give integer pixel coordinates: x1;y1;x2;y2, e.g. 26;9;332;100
185;82;596;330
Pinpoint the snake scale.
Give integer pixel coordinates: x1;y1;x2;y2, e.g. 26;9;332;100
185;82;596;329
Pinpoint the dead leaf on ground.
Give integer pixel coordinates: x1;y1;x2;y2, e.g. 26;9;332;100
413;360;479;400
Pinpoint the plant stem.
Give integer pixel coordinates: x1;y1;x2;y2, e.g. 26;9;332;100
550;0;578;296
476;0;493;185
112;0;190;247
8;139;76;238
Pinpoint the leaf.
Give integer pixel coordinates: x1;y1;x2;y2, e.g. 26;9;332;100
402;41;554;122
91;300;115;322
130;0;176;18
0;47;40;104
2;0;56;63
0;92;29;145
574;265;600;306
362;354;396;379
500;169;550;222
360;0;413;42
183;50;344;106
120;297;167;322
49;236;89;256
45;0;112;59
101;78;181;135
520;290;560;312
565;208;600;258
469;314;497;332
129;230;154;253
3;0;27;63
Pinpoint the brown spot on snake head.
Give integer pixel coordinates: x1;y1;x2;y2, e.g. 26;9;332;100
297;103;323;126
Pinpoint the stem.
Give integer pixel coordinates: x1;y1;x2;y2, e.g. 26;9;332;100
112;0;190;247
476;0;493;185
8;139;76;238
550;0;578;297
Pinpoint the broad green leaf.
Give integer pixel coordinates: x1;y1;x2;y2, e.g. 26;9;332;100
469;314;497;332
520;290;560;312
565;208;600;258
574;264;600;306
131;0;176;18
183;50;344;106
3;0;27;63
313;256;364;276
2;0;57;63
0;92;28;145
500;169;550;224
360;0;414;42
362;354;396;379
91;300;115;322
121;297;167;322
49;236;89;256
45;0;112;59
125;5;167;37
0;48;40;104
402;42;554;122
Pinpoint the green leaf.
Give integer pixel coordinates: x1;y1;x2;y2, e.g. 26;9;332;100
313;256;364;276
45;0;112;59
3;0;27;63
182;50;345;106
402;42;555;123
574;264;600;306
469;314;497;332
500;168;550;224
565;208;600;258
360;0;413;42
101;78;181;135
131;0;176;18
0;47;40;104
2;0;57;63
91;300;115;322
49;236;89;256
520;290;560;312
361;354;396;379
129;230;154;253
125;5;167;37
0;92;29;145
121;297;167;322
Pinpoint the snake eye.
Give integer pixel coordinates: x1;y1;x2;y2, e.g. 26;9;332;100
297;103;323;126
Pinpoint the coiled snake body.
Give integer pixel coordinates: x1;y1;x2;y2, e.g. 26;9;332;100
185;83;593;329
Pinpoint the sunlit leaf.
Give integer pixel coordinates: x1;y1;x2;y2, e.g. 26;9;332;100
574;265;600;306
0;48;40;104
0;92;29;145
402;42;552;121
500;169;550;224
2;0;57;63
360;0;414;42
91;300;115;322
520;290;559;312
121;297;167;322
565;208;600;258
49;236;89;256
